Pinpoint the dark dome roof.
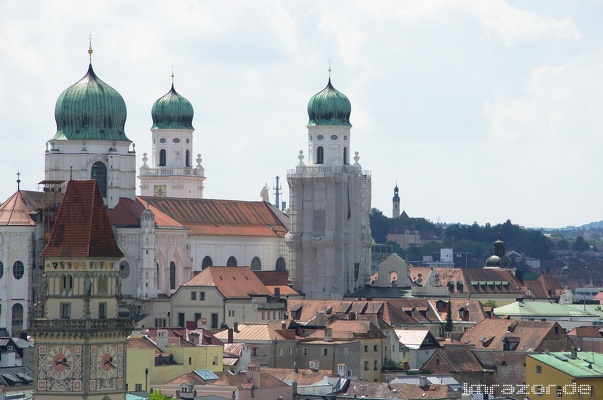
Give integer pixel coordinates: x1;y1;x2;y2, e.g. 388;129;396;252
53;64;128;141
307;78;351;127
151;84;194;130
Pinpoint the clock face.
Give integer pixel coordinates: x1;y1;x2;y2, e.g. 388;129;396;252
47;345;73;380
97;344;119;379
154;185;166;197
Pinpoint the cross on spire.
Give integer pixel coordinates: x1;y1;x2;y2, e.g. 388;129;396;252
88;33;93;64
16;171;20;191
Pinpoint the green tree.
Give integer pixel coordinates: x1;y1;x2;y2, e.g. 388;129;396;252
421;241;442;258
150;390;170;400
557;239;570;250
483;300;497;308
444;301;453;332
572;236;590;253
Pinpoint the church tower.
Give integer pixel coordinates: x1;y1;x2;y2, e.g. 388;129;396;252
139;73;206;198
392;183;400;218
30;180;134;399
286;75;372;300
44;43;136;209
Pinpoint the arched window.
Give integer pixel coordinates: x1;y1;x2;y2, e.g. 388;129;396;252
170;262;176;290
343;147;348;165
227;257;237;267
98;275;108;295
202;256;213;270
185;150;190;167
156;262;160;287
275;257;286;272
159;149;167;166
11;303;23;334
316;146;324;164
120;260;130;279
13;261;24;280
60;274;73;291
91;162;108;197
250;257;261;271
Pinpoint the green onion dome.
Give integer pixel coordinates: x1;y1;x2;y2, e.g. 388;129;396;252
151;84;194;130
53;64;129;141
307;78;351;127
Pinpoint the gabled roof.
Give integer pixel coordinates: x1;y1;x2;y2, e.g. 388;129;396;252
182;266;272;299
127;336;164;355
456;319;572;352
163;372;209;385
428;299;495;323
567;326;603;338
210;372;287;389
344;381;449;399
214;323;290;342
395;330;440;349
494;301;597;318
138;197;289;237
262;367;337;385
524;274;564;299
0;190;40;226
41;180;123;258
425;348;485;373
108;197;184;228
253;271;300;296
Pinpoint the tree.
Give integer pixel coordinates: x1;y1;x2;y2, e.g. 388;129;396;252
483;300;497;308
444;301;453;332
150;391;170;400
572;236;590;253
557;239;570;250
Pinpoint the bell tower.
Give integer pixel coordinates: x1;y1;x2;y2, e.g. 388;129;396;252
30;180;134;399
286;75;372;300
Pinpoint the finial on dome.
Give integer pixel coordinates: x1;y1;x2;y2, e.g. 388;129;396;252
88;33;93;64
16;171;20;191
328;60;331;78
171;65;175;85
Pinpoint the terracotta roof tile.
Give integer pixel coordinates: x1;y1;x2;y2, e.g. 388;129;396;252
138;197;288;237
163;372;208;385
214;323;289;342
0;191;39;226
41;180;123;258
183;266;272;299
261;368;337;385
253;271;300;296
427;348;485;372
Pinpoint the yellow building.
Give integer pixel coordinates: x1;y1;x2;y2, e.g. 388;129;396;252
526;351;603;399
126;332;223;392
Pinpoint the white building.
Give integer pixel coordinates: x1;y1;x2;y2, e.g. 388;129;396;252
286;76;372;300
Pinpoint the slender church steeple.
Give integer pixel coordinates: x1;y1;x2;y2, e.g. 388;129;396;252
392;183;400;218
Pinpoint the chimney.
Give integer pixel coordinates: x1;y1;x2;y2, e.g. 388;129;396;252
155;329;168;351
234;322;239;332
349;311;356;321
189;332;200;345
228;328;234;344
419;375;428;388
246;363;261;388
274;287;281;301
292;381;298;394
315;311;325;326
309;360;320;372
282;321;287;330
324;327;333;342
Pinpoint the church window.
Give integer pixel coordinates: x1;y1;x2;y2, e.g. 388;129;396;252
275;257;286;272
11;303;23;333
99;302;107;319
354;263;360;282
91;161;107;197
185;150;190;167
250;257;261;271
173;138;180;143
120;260;130;279
159;149;167;166
343;147;348;164
156;262;160;287
330;135;338;140
12;261;24;280
202;256;213;269
317;135;324;140
170;262;176;290
159;138;166;143
316;146;324;164
227;256;237;267
59;302;70;319
0;261;3;279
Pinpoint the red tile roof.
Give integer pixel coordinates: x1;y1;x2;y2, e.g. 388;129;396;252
139;197;288;237
41;180;123;258
253;271;300;296
183;266;272;299
108;197;185;228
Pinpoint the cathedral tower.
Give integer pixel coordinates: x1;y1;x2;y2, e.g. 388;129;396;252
44;44;136;209
286;76;372;300
139;74;206;198
392;183;400;218
31;180;134;399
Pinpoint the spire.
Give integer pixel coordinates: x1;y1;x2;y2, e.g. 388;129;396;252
16;171;20;191
171;65;175;87
88;33;93;64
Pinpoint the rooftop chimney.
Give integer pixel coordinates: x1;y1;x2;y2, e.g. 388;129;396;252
349;311;356;321
324;327;333;342
246;363;261;388
228;328;234;344
189;332;200;345
315;311;325;326
234;322;239;332
274;287;281;301
155;329;168;351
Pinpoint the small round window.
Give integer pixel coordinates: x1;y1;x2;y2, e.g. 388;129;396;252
159;138;166;143
120;260;130;279
331;135;338;140
173;138;180;143
186;139;190;144
13;261;24;280
317;135;324;140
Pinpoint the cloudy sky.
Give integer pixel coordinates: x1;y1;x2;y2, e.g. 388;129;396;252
0;0;602;229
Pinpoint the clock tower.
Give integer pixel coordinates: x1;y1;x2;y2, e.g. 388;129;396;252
30;180;134;399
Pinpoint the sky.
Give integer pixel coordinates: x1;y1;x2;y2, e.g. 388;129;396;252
0;0;602;229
